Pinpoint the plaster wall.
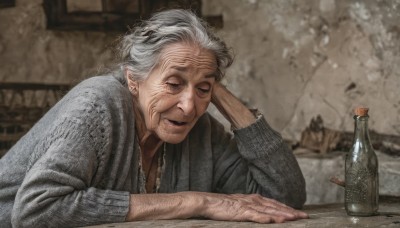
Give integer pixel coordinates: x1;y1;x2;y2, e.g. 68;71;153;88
204;0;400;141
0;0;116;85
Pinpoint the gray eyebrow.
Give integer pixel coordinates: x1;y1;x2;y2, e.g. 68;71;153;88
205;73;217;79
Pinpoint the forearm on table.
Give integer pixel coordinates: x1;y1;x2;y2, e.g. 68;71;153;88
211;83;256;129
126;191;308;223
126;192;204;221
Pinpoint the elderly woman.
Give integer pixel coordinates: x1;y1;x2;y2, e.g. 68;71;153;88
0;9;307;227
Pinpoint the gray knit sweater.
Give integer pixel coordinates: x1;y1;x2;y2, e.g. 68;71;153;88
0;73;306;228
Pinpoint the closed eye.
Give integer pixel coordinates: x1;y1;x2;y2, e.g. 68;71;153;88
198;88;210;93
167;82;180;87
197;85;211;97
166;82;182;92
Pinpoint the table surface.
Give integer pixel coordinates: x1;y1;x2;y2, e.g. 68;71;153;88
87;197;400;228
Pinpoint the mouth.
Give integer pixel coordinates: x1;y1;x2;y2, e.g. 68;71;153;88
168;119;188;126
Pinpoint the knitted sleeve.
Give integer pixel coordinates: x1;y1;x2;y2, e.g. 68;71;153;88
11;87;130;228
210;115;306;209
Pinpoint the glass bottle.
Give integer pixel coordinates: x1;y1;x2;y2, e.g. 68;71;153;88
345;107;379;216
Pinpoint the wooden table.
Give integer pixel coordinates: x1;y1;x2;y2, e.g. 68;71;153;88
87;197;400;228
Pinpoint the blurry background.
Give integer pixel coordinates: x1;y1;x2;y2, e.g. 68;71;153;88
0;0;399;204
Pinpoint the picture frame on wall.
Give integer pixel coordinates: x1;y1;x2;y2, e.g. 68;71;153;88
43;0;140;31
0;0;15;8
42;0;222;32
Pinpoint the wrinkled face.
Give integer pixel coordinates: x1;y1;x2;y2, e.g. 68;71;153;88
134;42;218;144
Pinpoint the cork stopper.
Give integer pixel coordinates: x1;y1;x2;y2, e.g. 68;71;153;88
354;107;369;116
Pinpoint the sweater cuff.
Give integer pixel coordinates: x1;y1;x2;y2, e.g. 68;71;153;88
84;188;130;221
233;115;283;160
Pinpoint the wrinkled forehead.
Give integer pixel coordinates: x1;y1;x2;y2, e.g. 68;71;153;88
157;42;218;70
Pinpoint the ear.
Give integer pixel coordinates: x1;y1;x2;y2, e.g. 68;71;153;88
125;68;139;97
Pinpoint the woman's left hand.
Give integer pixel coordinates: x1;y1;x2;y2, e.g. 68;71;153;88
211;82;256;129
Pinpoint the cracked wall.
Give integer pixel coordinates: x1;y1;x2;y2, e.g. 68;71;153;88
204;0;400;141
1;0;400;142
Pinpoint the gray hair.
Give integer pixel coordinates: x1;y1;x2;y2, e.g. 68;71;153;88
118;9;233;81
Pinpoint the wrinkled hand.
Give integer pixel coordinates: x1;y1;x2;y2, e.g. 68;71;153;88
127;192;308;223
210;82;257;129
199;193;308;223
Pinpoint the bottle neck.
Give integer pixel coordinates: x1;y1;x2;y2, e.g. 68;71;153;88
353;115;371;143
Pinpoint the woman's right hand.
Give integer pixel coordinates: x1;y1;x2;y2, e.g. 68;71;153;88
127;192;308;223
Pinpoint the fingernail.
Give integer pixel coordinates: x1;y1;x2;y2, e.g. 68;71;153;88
300;212;309;218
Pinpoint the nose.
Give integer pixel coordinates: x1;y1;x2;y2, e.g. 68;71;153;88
177;88;195;116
